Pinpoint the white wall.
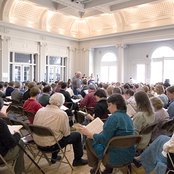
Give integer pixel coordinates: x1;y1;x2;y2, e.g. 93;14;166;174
1;21;174;83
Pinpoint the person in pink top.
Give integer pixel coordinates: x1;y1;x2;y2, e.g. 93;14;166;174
23;87;42;124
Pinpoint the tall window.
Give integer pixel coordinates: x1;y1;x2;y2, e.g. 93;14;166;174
45;56;66;83
101;52;117;83
151;46;174;84
10;52;36;82
137;64;145;83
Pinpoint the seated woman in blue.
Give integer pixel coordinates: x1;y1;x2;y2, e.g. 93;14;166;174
79;94;135;174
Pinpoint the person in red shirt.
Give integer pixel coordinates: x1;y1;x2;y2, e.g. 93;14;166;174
23;87;42;124
79;84;97;114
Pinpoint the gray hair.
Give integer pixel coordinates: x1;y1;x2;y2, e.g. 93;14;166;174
14;81;21;88
89;84;96;91
49;93;65;106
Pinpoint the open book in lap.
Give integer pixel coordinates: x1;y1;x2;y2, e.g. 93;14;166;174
85;117;104;134
8;125;23;134
126;104;136;117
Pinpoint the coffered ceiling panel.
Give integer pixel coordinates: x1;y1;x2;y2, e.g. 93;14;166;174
1;0;174;39
122;0;174;25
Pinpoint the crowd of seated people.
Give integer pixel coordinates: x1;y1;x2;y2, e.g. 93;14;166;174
0;75;174;174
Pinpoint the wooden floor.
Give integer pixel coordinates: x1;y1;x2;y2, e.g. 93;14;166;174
0;123;155;174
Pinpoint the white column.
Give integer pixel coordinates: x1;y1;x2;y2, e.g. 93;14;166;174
81;47;93;77
67;47;76;80
0;35;10;81
116;43;126;83
38;42;47;82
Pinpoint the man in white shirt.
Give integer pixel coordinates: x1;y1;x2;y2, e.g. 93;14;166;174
33;93;88;166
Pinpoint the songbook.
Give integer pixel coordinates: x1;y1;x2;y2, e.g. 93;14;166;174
66;88;74;97
71;98;81;103
1;105;8;113
126;104;136;117
84;90;88;95
4;101;12;106
6;96;12;100
8;125;23;134
60;105;69;111
85;117;104;134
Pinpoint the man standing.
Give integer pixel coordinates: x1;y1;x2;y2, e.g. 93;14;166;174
72;71;82;95
33;93;88;166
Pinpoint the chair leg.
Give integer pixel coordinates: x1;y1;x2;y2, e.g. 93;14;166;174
0;156;17;174
95;160;102;174
57;148;73;171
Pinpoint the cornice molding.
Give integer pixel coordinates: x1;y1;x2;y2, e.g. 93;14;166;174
0;35;11;41
116;43;127;48
39;42;47;46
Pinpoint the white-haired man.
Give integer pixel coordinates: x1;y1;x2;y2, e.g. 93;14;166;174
33;93;88;166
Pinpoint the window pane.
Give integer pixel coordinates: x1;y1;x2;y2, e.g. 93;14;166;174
151;62;162;84
49;67;55;83
137;64;145;83
55;68;60;81
152;46;174;58
49;57;61;65
109;66;117;83
101;53;117;62
15;53;31;63
164;60;174;84
15;66;21;82
10;64;13;81
10;52;13;62
101;66;108;83
24;66;30;82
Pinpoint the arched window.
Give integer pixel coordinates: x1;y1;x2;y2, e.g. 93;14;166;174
152;46;174;58
101;52;117;83
151;46;174;84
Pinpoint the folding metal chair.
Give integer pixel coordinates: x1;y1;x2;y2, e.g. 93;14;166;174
9;119;36;157
0;114;12;125
94;135;142;174
166;152;174;174
28;124;73;172
136;122;158;154
0;153;18;174
139;122;158;135
23;111;35;119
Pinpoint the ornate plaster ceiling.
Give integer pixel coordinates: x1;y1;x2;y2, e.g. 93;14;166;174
1;0;174;39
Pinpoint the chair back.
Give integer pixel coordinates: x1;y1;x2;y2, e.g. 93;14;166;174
0;115;12;125
106;135;142;149
10;119;29;132
160;119;174;130
6;105;21;114
139;122;158;135
29;124;54;137
24;111;35;119
166;153;174;174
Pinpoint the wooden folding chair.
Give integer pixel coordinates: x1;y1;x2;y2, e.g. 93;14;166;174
28;124;73;172
0;153;18;174
95;135;142;174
